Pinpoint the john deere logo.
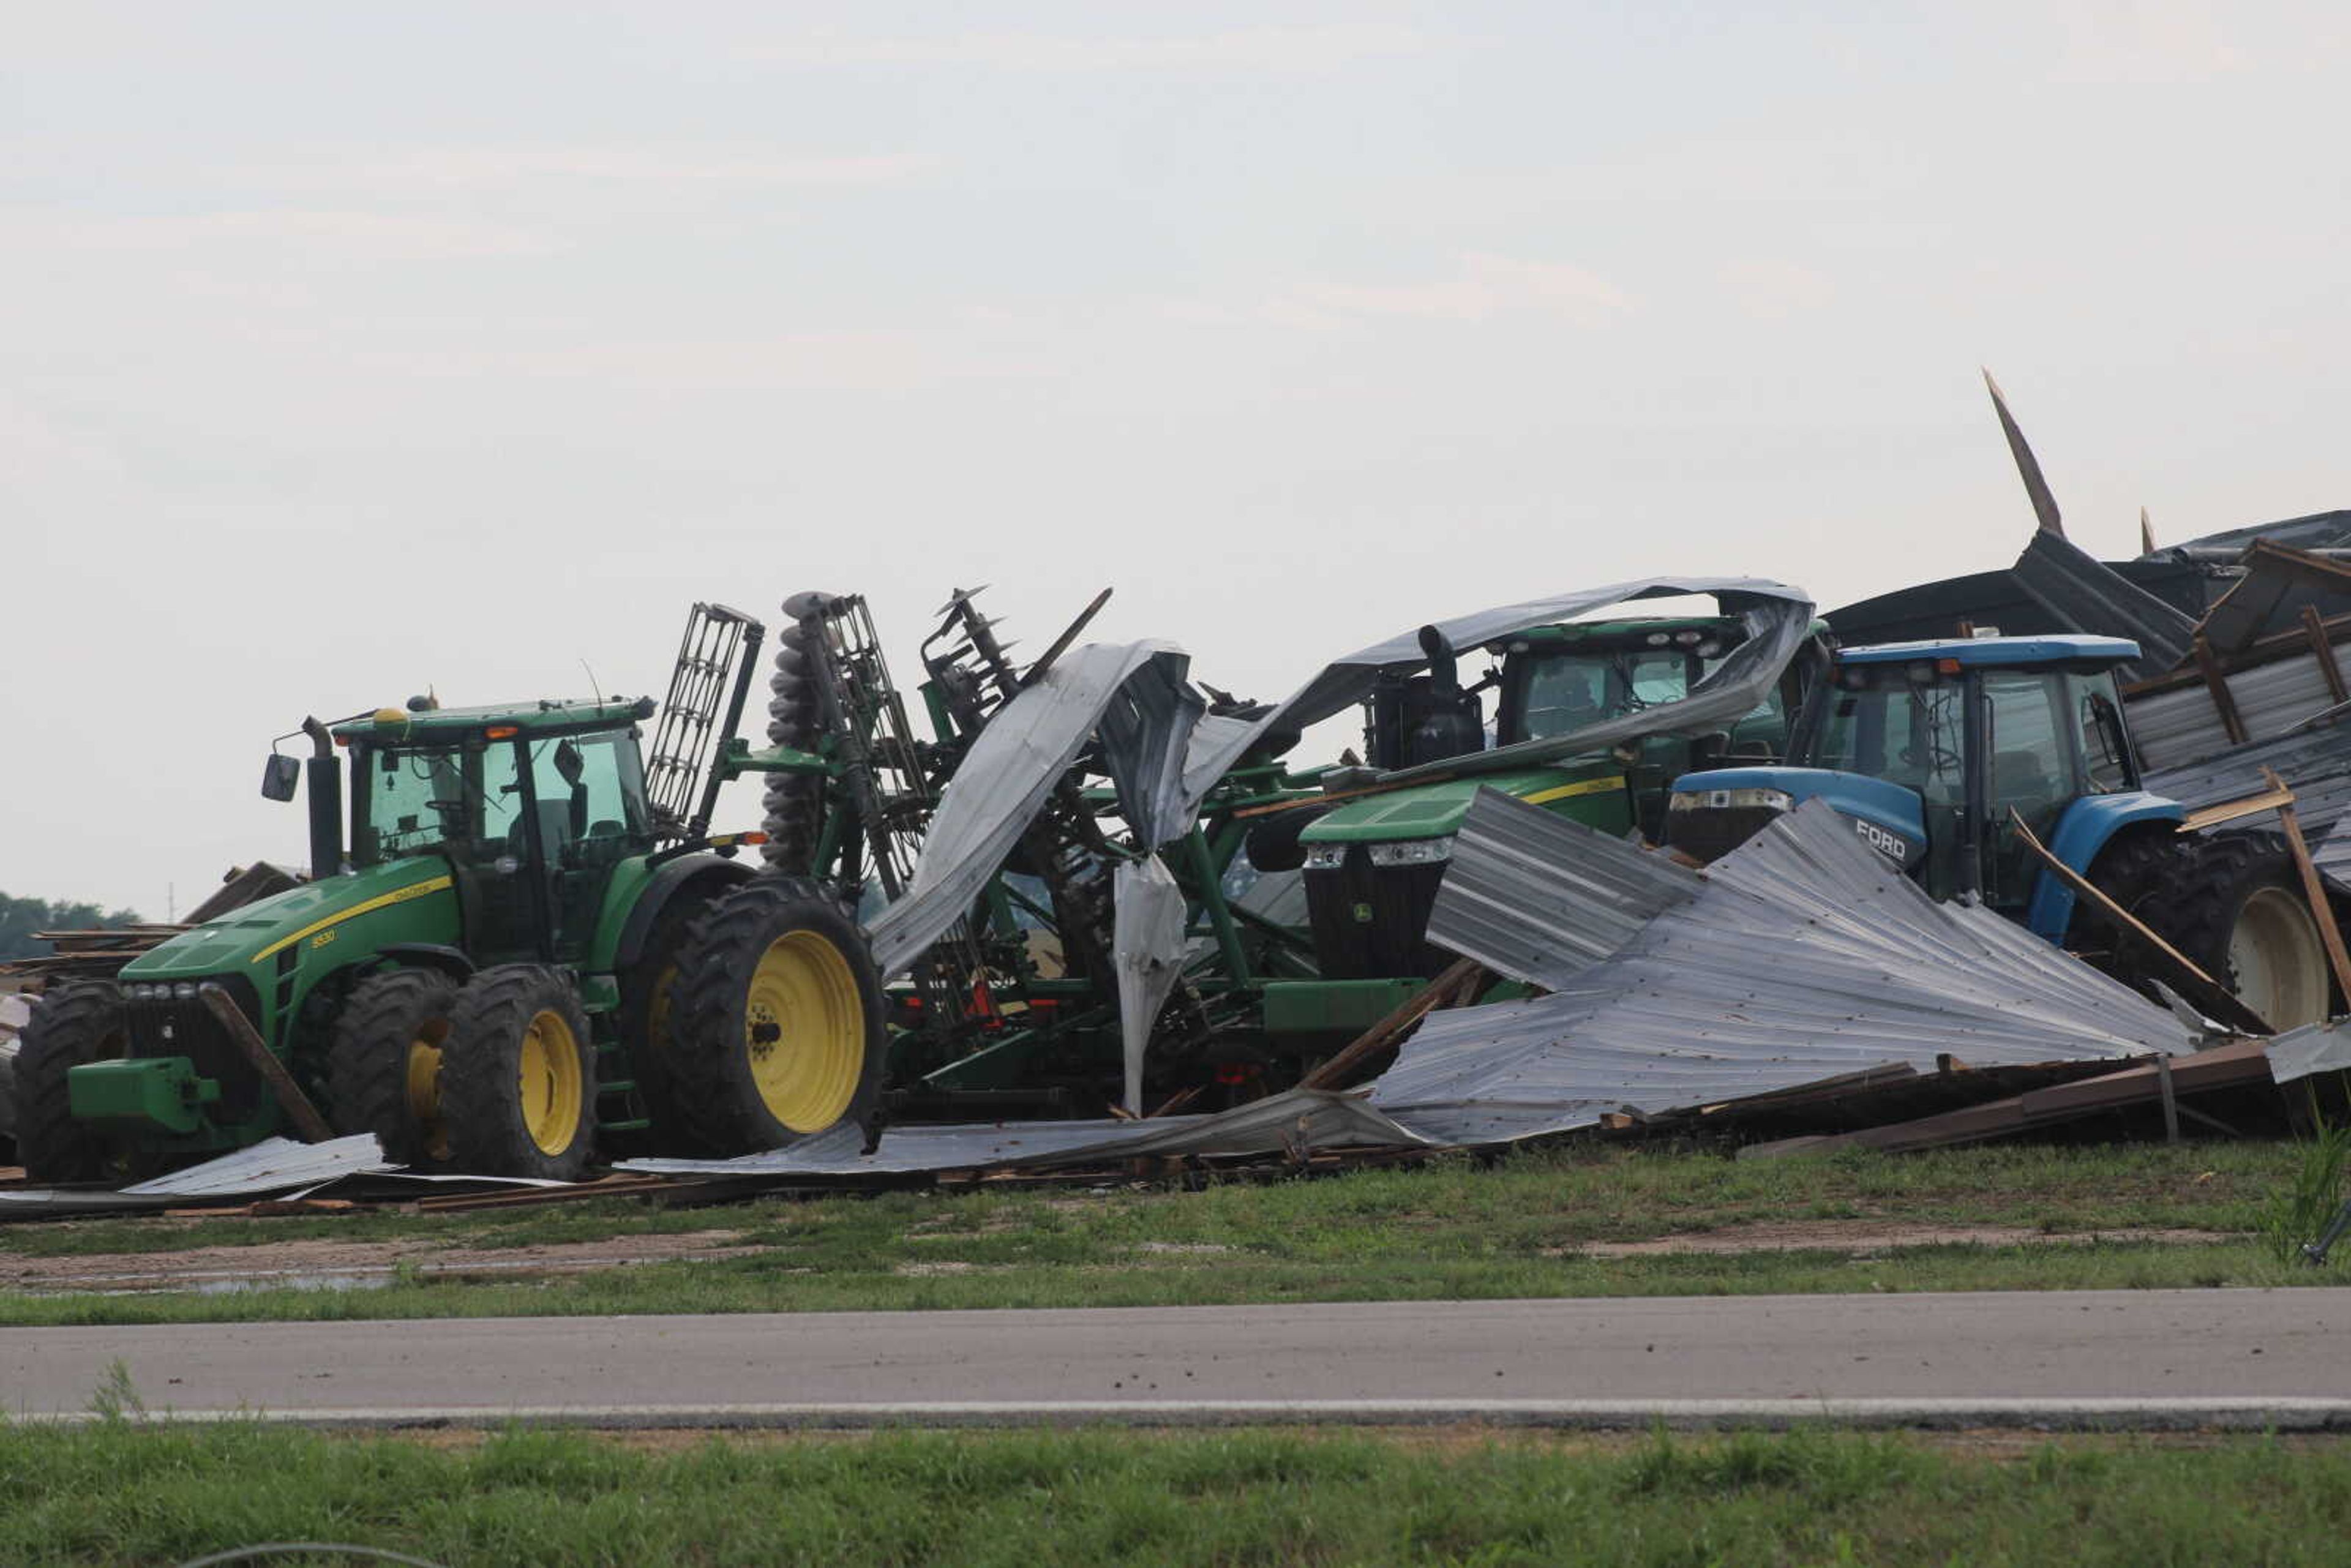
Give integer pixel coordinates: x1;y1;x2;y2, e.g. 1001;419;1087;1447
1351;902;1373;923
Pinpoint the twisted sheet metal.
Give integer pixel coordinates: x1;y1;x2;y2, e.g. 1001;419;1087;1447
1423;789;1700;989
2131;652;2339;771
1181;577;1815;805
2267;1019;2350;1086
1370;799;2192;1146
0;1135;398;1220
2141;718;2351;885
619;1088;1431;1177
864;640;1196;979
2012;531;2195;684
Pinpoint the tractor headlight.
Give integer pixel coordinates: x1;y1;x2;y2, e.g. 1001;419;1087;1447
173;982;198;1000
1367;836;1455;868
1669;787;1795;813
1302;842;1348;871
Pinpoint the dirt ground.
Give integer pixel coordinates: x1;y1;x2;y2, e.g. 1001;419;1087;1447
1575;1221;2242;1256
0;1229;757;1294
0;1217;2249;1295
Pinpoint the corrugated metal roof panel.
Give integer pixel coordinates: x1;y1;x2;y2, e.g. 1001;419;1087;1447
1373;800;2189;1146
1424;789;1699;989
2012;531;2195;683
2132;653;2340;770
618;1089;1431;1178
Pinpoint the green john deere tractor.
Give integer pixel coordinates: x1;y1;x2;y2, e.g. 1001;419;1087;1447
1252;610;1828;1041
13;606;890;1182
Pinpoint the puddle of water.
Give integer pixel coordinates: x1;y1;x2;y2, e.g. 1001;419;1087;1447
26;1254;637;1297
191;1270;393;1296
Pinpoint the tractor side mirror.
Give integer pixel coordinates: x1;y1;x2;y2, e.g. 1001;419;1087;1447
261;754;302;802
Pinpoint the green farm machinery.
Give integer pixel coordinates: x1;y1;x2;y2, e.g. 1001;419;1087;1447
15;575;1829;1181
15;604;885;1182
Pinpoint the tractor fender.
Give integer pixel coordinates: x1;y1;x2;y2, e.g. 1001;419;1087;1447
360;943;476;981
611;853;759;972
2022;791;2185;940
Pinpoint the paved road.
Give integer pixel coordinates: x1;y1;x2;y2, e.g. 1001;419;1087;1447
9;1291;2350;1429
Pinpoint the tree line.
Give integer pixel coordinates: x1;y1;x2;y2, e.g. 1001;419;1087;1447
0;893;144;963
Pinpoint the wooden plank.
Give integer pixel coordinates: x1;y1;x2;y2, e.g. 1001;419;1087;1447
2259;765;2351;1003
1298;957;1482;1091
199;983;334;1142
2183;786;2297;833
2192;633;2251;746
2126;606;2351;698
2007;809;2271;1035
2304;606;2350;703
1741;1037;2274;1158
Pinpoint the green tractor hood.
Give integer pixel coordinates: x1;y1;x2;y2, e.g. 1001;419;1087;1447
1297;762;1627;844
121;859;462;985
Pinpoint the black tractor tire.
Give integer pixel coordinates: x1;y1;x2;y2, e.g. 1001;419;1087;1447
613;898;713;1155
666;877;886;1155
761;616;828;873
2088;830;2335;1031
325;968;460;1169
440;965;599;1180
15;981;130;1183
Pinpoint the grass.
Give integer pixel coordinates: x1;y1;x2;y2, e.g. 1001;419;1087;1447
2264;1111;2351;1264
0;1140;2334;1326
7;1419;2351;1566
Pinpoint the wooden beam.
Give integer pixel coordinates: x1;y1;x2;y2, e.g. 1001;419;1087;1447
2191;633;2250;746
2125;607;2351;698
2182;785;2297;833
2259;765;2351;1005
2304;605;2350;704
199;983;334;1142
2007;809;2270;1035
1299;956;1483;1091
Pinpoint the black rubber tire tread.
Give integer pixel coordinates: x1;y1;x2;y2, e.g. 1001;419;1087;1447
439;964;598;1180
324;968;460;1169
614;895;718;1155
761;617;827;872
665;876;887;1155
2088;829;2335;1023
15;981;129;1182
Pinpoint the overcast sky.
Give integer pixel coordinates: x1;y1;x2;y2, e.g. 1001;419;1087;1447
7;1;2348;915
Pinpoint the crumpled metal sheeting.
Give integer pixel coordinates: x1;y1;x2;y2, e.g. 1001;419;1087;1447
2143;721;2351;887
2266;1019;2351;1086
119;1133;397;1195
1424;789;1700;990
0;1134;399;1220
2011;531;2195;684
1097;656;1209;850
1700;808;2189;1052
2131;653;2339;771
1371;801;2191;1146
1180;577;1815;805
866;640;1193;978
1114;858;1189;1113
618;1088;1434;1178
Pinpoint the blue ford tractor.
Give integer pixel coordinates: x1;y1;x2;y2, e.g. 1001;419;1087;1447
1665;634;2333;1030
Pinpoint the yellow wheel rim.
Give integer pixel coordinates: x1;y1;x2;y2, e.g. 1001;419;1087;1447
517;1008;585;1157
405;1019;451;1162
744;931;863;1133
646;962;678;1054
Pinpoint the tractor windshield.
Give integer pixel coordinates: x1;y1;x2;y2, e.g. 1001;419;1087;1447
1515;650;1688;740
351;741;528;868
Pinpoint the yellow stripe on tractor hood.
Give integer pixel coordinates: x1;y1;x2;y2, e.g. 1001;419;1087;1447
250;875;455;963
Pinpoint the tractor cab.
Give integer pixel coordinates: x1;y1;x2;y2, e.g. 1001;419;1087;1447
1667;636;2171;921
332;699;661;965
1280;614;1811;992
